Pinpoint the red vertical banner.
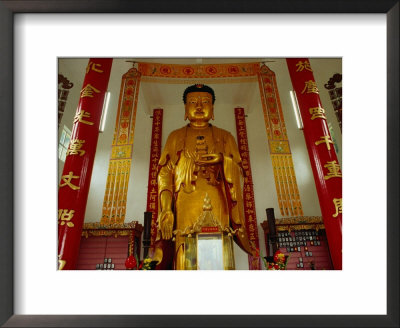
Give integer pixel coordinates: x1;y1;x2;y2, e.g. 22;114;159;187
58;58;113;270
286;58;342;269
234;107;261;270
145;108;163;249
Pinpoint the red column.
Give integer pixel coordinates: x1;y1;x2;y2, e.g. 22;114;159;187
58;58;113;270
234;107;261;270
286;58;342;269
145;108;163;250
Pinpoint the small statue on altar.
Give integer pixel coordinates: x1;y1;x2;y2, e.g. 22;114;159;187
153;84;255;269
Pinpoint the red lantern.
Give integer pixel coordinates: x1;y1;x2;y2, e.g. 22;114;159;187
125;255;137;270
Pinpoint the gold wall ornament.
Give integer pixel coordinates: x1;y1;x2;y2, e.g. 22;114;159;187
258;65;303;216
138;62;260;79
100;68;141;224
140;76;258;85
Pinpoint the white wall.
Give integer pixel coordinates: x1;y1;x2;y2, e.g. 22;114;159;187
58;58;342;269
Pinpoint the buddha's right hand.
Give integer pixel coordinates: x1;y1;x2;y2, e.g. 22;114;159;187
158;210;174;240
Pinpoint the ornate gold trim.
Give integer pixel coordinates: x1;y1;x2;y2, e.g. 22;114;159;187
260;216;325;233
81;221;143;239
140;76;258;85
276;216;323;225
82;221;141;230
172;194;242;239
138;62;260;78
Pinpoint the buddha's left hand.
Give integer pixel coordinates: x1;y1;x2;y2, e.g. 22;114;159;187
195;153;223;165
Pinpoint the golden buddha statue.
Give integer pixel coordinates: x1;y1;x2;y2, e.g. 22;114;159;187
153;84;255;270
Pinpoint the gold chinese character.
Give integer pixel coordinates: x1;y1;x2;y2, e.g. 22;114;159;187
74;109;94;125
67;139;86;156
86;61;104;74
58;209;75;227
80;84;100;98
315;135;334;151
309;107;326;120
58;255;66;270
301;80;319;94
60;171;80;190
324;160;342;180
295;60;313;72
332;198;342;217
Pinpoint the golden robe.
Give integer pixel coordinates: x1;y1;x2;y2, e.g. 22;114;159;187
157;124;253;264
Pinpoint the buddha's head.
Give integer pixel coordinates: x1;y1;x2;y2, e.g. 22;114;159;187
183;84;215;126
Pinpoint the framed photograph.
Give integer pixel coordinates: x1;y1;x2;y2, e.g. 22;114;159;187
1;0;398;327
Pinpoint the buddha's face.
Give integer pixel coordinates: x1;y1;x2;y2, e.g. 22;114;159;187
185;92;214;124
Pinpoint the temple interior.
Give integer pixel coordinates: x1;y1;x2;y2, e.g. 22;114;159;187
58;57;342;270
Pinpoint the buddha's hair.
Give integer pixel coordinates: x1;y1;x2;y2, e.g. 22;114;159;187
183;84;215;104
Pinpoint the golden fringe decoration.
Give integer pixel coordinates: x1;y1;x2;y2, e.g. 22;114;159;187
258;65;303;216
100;68;141;224
138;62;260;78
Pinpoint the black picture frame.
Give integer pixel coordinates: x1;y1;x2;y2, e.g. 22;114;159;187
1;0;399;327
